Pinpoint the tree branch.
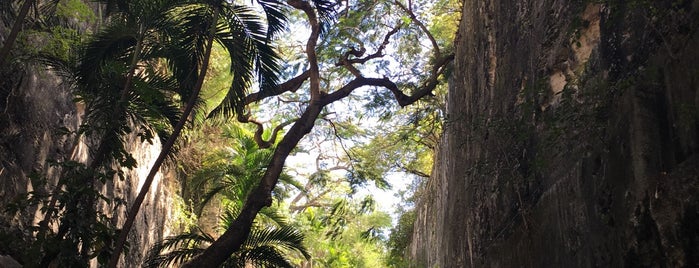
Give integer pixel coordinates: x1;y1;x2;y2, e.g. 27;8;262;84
182;93;326;268
399;165;430;178
338;24;401;67
244;70;310;104
394;0;440;59
287;0;322;100
289;189;332;212
322;75;433;107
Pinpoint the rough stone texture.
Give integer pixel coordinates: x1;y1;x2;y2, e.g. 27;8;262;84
411;0;699;267
0;64;179;267
0;255;21;268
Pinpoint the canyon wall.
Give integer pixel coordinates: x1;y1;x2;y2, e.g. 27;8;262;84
412;0;699;267
0;65;180;267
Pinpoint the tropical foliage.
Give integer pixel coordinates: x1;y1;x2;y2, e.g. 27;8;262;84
145;225;309;268
0;0;459;266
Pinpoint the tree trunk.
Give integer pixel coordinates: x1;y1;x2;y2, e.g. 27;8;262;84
0;0;33;66
182;101;323;268
107;7;221;268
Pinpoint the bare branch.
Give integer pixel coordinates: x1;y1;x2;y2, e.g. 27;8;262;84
321;76;422;107
237;70;311;149
322;118;354;164
289;186;332;212
289;201;332;212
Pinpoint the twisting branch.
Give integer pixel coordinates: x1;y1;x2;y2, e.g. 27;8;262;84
236;70;311;148
241;117;296;148
337;23;402;67
286;0;322;100
244;70;310;104
322;75;441;107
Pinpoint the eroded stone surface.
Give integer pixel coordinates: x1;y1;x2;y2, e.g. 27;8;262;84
411;1;699;267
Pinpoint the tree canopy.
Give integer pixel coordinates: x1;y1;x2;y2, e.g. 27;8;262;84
0;0;459;266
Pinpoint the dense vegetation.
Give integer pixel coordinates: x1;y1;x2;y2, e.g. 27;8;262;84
0;0;458;266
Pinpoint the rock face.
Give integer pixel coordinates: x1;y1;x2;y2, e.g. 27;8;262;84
0;64;179;267
411;0;699;267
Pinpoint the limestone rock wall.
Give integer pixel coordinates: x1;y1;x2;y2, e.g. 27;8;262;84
412;0;699;267
0;64;179;267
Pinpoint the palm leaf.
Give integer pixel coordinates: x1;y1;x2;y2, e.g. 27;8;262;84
258;207;290;227
207;3;281;119
0;0;20;26
238;245;295;268
244;226;311;260
143;230;214;268
219;206;242;230
312;0;337;36
77;20;137;91
255;0;287;39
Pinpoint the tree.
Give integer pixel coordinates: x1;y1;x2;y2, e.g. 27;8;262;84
145;124;309;267
182;0;454;266
107;0;286;265
0;0;34;66
35;0;200;264
291;196;391;267
3;0;283;265
144;225;309;268
188;124;301;216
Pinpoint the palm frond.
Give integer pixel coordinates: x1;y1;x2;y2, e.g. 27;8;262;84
244;226;311;260
207;3;281;119
220;205;242;229
311;0;337;36
255;0;287;39
258;207;290;227
144;248;205;268
159;4;210;102
77;20;137;91
143;230;213;268
239;245;296;268
196;184;227;216
35;52;79;89
0;0;19;26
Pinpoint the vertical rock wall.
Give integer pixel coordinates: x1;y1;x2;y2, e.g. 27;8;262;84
412;0;699;267
0;64;180;267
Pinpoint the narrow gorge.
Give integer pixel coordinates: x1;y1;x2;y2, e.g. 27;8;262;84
1;0;698;267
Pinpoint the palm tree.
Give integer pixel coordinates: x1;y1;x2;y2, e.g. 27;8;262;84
0;0;34;66
144;224;310;268
34;0;194;264
190;125;302;217
108;0;285;266
146;124;309;267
